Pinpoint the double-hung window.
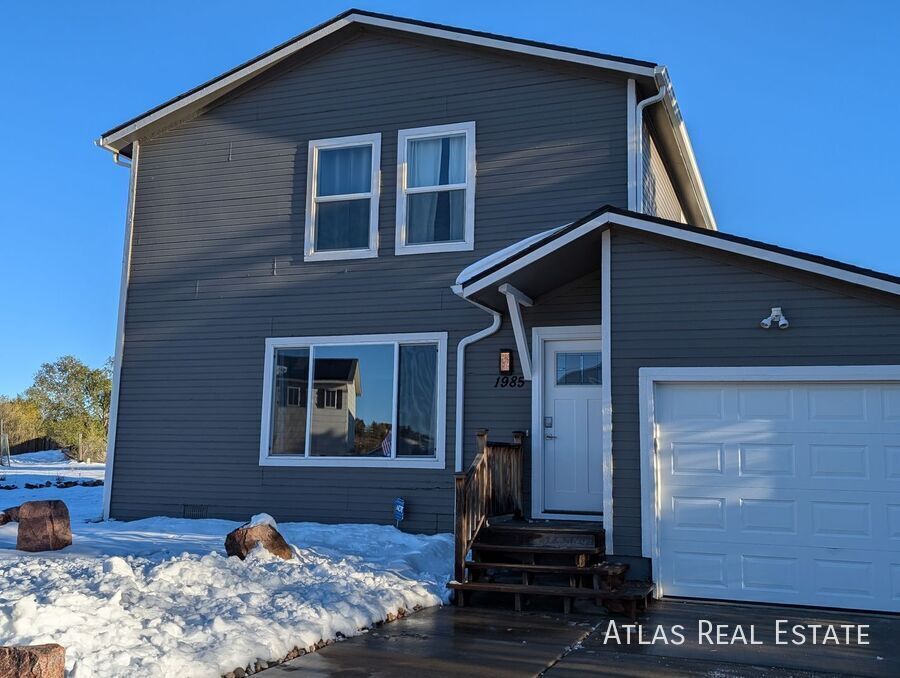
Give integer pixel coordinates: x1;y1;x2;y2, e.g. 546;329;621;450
305;133;381;261
395;122;476;254
260;332;447;468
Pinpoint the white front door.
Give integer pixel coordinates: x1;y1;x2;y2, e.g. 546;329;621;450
541;338;604;514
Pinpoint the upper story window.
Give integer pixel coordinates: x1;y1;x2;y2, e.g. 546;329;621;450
304;133;381;261
395;122;476;255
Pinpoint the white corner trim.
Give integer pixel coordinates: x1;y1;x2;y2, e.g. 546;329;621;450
626;79;637;211
102;141;141;520
259;332;447;469
304;132;381;262
638;364;900;598
499;283;533;380
600;230;614;554
530;325;604;521
395;121;476;256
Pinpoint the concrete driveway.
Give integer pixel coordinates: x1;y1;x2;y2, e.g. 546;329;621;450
268;599;899;677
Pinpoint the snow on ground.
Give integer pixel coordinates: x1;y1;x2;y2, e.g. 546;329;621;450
0;452;453;677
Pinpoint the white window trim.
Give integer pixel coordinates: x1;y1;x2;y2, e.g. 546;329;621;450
304;133;381;262
259;332;448;469
395;121;476;255
320;388;340;409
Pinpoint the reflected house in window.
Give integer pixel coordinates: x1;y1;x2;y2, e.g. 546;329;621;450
310;358;361;455
272;355;363;456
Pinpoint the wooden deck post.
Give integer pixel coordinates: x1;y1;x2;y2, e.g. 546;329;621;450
475;429;488;456
454;473;467;586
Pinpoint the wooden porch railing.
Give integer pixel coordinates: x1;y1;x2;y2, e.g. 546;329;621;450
454;429;525;583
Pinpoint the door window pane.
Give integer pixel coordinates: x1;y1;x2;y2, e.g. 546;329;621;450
271;348;310;455
408;135;466;188
407;189;465;244
556;352;601;385
310;344;394;457
315;198;371;250
317;145;372;196
397;344;438;456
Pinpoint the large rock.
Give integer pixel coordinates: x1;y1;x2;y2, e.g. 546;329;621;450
0;506;19;525
225;522;293;561
0;644;65;678
16;500;72;552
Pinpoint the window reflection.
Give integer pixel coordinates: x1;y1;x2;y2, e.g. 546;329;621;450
310;344;394;457
270;348;310;455
556;352;601;385
397;344;438;456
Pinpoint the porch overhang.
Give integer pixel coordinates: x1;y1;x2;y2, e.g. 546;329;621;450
453;205;900;311
453;208;610;312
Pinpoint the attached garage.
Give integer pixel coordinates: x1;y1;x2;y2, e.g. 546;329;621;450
641;367;900;612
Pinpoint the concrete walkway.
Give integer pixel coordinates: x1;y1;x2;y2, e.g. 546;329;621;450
267;607;595;677
268;600;899;677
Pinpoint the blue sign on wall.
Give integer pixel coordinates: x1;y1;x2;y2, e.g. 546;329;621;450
394;497;405;526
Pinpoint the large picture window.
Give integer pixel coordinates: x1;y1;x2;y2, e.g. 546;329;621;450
395;122;476;255
260;333;447;468
304;133;381;261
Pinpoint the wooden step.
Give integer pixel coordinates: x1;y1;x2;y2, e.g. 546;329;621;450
479;521;604;549
447;580;654;619
465;561;628;577
485;520;604;535
470;543;603;555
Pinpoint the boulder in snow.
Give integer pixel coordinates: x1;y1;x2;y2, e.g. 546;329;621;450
0;644;65;678
225;521;293;561
16;500;72;552
0;505;19;525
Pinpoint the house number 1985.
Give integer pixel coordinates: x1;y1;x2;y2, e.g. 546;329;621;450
494;376;525;388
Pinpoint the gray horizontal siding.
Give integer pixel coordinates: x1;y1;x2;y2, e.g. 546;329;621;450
642;122;683;222
610;230;900;555
111;26;628;532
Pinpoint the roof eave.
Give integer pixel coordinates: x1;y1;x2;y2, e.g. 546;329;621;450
96;10;659;153
457;207;900;299
653;67;717;231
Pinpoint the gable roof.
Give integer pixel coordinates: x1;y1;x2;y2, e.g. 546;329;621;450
455;206;900;303
96;9;715;232
97;9;660;154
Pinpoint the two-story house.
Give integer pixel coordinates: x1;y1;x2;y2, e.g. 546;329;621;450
97;10;900;613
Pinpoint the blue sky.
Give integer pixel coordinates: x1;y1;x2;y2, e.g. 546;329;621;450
2;1;898;396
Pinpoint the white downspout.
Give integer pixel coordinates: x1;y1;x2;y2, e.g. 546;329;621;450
451;289;502;473
634;83;668;214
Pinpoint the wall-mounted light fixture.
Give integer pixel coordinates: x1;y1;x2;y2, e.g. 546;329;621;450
499;349;514;374
760;306;790;330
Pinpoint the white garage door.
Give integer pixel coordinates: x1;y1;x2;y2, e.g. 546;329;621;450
655;381;900;612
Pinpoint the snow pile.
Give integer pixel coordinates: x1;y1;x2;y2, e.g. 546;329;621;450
0;452;453;677
246;513;278;529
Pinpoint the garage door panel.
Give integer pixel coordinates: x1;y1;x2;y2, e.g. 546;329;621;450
656;380;900;612
660;484;900;550
661;540;900;610
663;438;897;492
